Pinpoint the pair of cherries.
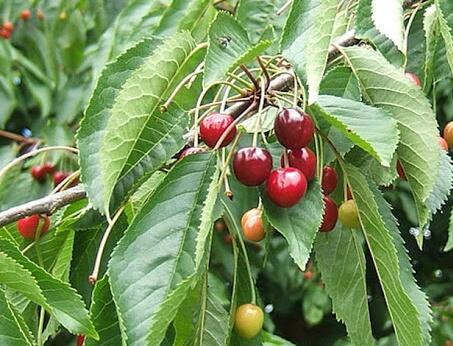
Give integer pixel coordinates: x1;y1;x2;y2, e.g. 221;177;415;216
319;166;339;232
199;108;315;208
31;163;75;187
17;214;50;240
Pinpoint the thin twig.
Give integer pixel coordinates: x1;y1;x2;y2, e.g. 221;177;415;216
0;129;36;143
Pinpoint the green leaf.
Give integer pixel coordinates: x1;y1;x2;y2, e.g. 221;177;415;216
280;0;340;104
0;239;97;339
0;288;34;346
372;187;432;345
342;46;441;231
108;153;218;345
354;0;404;65
236;0;288;43
85;277;121;346
445;208;453;252
315;226;375;346
436;0;453;75
370;0;405;51
129;171;166;216
261;331;296;345
204;11;272;87
343;163;423;346
78;37;162;213
262;181;323;270
311;95;399;167
320;66;361;101
425;152;453;218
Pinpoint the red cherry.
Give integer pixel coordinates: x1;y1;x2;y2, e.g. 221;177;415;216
3;21;14;32
76;335;85;346
303;271;314;280
17;215;50;240
321;166;338;194
241;208;265;242
274;108;315;150
214;219;226;232
0;28;11;39
405;72;421;87
20;9;31;21
200;113;236;148
42;162;55;175
397;160;406;180
266;167;307;208
53;171;70;186
233;147;273;186
31;166;47;182
179;146;206;159
223;233;233;245
319;195;338;232
282;148;317;181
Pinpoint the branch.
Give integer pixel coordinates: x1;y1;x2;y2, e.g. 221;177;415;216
0;30;358;228
0;186;86;227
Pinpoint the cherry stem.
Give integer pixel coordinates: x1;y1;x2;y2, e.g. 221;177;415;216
213;100;258;150
226;72;253;88
0;146;78;181
34;216;46;346
161;66;204;111
240;64;260;91
257;56;270;90
313;133;321;180
89;206;125;285
292;72;299;108
218;134;241;192
0;129;36;143
282;150;289;168
252;79;266;147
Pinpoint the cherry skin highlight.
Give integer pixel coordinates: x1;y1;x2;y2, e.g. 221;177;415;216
241;208;265;242
200;112;236;148
233;147;273;186
319;195;338;232
266;167;307;208
321;166;338;194
17;215;50;240
234;304;264;339
274;108;315;150
283;147;317;181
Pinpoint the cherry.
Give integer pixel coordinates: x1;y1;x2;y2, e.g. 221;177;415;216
234;304;264;339
397;160;406;180
303;271;314;280
338;200;360;229
76;335;85;346
31;166;47;182
274;108;315;150
319;195;338;232
321;166;338;194
3;21;14;32
443;121;453;149
42;162;55;175
282;147;317;181
179;146;206;159
241;208;265;242
17;215;50;240
214;219;226;233
266;167;307;208
223;233;233;245
405;72;421;87
233;147;273;186
200;113;236;148
0;28;11;39
20;9;31;21
439;137;448;151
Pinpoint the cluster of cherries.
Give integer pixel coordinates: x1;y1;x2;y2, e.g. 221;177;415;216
0;9;37;39
30;162;75;187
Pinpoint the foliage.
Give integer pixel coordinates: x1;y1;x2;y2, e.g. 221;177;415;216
0;0;453;345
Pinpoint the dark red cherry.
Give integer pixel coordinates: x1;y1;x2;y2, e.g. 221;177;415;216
319;195;338;232
405;72;421;87
53;171;78;187
76;335;85;346
233;147;273;186
17;215;50;239
31;166;47;182
396;160;406;180
282;148;317;181
321;166;338;194
200;112;236;148
42;162;55;175
266;167;307;208
274;108;315;150
179;146;206;159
